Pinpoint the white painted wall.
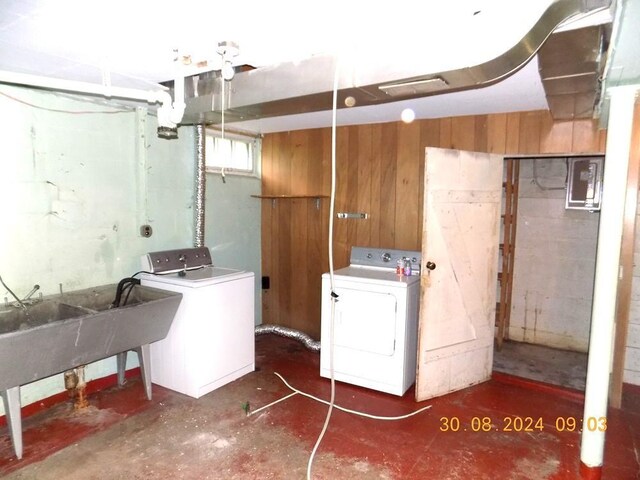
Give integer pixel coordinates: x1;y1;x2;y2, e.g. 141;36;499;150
509;158;599;352
0;85;195;415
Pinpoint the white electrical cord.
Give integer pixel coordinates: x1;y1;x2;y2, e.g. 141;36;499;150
249;59;431;477
220;74;227;183
248;372;432;421
305;58;341;480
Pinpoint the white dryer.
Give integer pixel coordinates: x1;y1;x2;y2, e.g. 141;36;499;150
320;247;421;396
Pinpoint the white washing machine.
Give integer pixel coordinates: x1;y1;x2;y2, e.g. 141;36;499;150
140;247;255;399
320;247;421;396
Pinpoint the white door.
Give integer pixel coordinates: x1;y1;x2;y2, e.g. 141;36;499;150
416;148;503;401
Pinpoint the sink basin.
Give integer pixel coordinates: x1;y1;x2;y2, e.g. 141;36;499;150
0;301;92;335
0;283;183;460
60;283;168;312
0;284;182;392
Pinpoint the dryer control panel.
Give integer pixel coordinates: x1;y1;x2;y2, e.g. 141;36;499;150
350;247;421;273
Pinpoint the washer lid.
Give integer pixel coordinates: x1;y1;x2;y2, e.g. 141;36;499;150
324;266;420;287
140;267;252;287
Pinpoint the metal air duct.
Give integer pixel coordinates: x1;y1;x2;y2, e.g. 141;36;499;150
538;24;610;120
176;0;610;126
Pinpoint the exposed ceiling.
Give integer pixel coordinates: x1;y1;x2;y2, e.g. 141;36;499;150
0;0;619;135
597;0;640;121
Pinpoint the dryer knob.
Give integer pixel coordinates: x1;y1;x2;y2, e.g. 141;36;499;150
382;252;391;262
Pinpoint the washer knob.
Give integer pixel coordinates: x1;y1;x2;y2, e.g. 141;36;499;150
382;252;391;262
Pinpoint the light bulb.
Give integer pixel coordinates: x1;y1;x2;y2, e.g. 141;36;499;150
401;108;415;123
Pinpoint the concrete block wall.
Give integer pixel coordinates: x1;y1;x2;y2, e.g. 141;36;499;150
624;212;640;384
509;157;599;352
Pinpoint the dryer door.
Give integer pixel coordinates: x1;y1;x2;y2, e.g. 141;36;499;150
333;287;397;356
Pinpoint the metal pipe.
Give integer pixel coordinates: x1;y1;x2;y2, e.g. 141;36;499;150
194;124;206;248
580;85;638;477
0;69;185;134
255;324;321;352
73;365;89;410
0;69;170;105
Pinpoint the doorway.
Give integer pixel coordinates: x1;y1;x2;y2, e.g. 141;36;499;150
493;155;604;391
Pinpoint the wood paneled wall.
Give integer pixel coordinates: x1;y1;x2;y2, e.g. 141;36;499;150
261;110;607;338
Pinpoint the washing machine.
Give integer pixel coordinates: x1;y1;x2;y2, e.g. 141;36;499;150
320;247;421;396
140;247;255;399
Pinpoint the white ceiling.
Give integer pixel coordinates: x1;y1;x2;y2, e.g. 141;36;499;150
0;0;612;134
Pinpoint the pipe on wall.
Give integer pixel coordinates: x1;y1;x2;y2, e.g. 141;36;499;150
194;124;206;248
0;69;184;133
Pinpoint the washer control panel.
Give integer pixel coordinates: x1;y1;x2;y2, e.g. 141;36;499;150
350;247;421;272
142;247;212;273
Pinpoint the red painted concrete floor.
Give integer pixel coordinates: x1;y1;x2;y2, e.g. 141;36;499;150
1;334;639;479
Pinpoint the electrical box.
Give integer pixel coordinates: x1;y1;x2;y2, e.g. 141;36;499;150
565;157;604;211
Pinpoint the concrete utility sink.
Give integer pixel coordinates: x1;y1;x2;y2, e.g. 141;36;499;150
0;284;182;460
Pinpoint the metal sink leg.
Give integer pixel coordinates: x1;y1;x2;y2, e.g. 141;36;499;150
116;348;151;399
1;386;22;459
116;352;127;387
134;345;152;400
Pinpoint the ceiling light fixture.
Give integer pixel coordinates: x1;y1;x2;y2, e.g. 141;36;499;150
217;41;239;81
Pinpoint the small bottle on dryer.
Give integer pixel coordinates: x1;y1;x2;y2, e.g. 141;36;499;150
403;258;412;276
396;259;403;275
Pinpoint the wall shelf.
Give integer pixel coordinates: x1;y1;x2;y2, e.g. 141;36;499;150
251;194;328;209
251;195;329;199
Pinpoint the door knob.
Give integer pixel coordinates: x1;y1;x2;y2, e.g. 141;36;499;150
425;261;436;271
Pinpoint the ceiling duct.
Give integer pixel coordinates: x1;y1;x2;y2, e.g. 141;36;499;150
538;24;610;120
178;0;611;126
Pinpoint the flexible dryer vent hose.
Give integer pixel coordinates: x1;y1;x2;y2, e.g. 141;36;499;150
255;324;321;352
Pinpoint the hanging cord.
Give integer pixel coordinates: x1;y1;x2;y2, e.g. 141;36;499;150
249;372;432;421
220;75;227;184
305;57;341;480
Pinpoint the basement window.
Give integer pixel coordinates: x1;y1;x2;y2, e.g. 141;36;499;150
205;129;261;177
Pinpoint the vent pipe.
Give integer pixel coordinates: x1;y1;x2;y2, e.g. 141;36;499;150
194;124;206;248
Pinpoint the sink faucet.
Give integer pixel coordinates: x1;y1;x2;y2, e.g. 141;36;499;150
21;284;41;305
0;277;42;310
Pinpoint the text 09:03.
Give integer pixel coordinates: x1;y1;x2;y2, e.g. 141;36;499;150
439;416;607;433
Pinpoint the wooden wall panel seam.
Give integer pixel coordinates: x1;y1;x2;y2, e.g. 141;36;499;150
261;110;607;336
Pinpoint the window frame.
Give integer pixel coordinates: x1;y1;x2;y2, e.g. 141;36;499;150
204;128;261;178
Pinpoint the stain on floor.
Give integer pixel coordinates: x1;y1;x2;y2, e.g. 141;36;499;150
1;334;639;479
